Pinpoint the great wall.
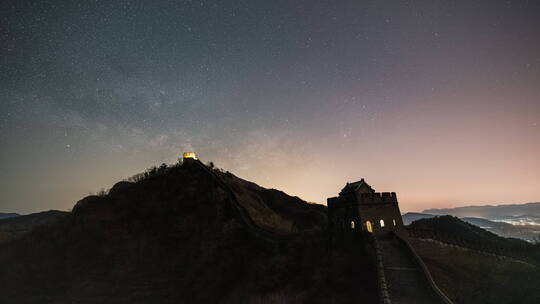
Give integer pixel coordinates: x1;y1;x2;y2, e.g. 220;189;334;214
184;154;453;304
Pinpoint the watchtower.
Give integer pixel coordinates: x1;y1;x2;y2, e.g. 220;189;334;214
182;152;198;165
327;179;404;237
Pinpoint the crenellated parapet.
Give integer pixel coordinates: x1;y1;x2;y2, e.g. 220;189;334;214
357;192;398;205
328;192;398;210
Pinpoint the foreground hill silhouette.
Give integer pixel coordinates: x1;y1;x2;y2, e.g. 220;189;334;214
0;161;377;304
1;160;540;303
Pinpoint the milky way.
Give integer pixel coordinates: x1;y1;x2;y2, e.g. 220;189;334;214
1;0;539;213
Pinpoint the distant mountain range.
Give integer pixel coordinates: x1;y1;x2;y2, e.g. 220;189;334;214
0;213;19;220
0;210;67;242
403;203;540;242
402;212;437;225
424;202;540;225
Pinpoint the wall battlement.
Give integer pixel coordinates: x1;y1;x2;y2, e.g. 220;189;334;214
328;192;397;210
359;192;397;204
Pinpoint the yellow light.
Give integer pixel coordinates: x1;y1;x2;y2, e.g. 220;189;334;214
366;221;373;233
182;152;198;160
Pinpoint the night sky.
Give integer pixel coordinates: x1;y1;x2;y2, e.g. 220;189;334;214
1;0;539;214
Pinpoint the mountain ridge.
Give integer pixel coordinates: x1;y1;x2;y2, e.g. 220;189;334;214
423;202;540;217
0;161;376;304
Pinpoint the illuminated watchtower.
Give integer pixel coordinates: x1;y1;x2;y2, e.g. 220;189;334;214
327;179;404;237
183;152;198;160
182;152;198;164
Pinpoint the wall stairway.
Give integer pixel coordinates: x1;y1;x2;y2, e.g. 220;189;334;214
373;233;453;304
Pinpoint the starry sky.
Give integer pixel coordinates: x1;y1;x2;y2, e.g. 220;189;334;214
1;0;539;214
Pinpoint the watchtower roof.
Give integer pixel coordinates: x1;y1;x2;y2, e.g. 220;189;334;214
339;178;375;195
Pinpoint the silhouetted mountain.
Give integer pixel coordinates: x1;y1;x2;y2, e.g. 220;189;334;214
0;210;68;242
403;212;540;242
424;202;540;225
0;161;377;304
408;215;529;249
0;213;19;220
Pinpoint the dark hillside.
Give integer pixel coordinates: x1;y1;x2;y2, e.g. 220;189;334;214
0;161;377;304
411;238;540;304
407;215;534;260
216;169;327;233
408;216;540;304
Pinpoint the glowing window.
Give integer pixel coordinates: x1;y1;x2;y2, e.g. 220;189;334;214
366;221;373;233
393;219;396;226
380;219;385;227
351;221;355;229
